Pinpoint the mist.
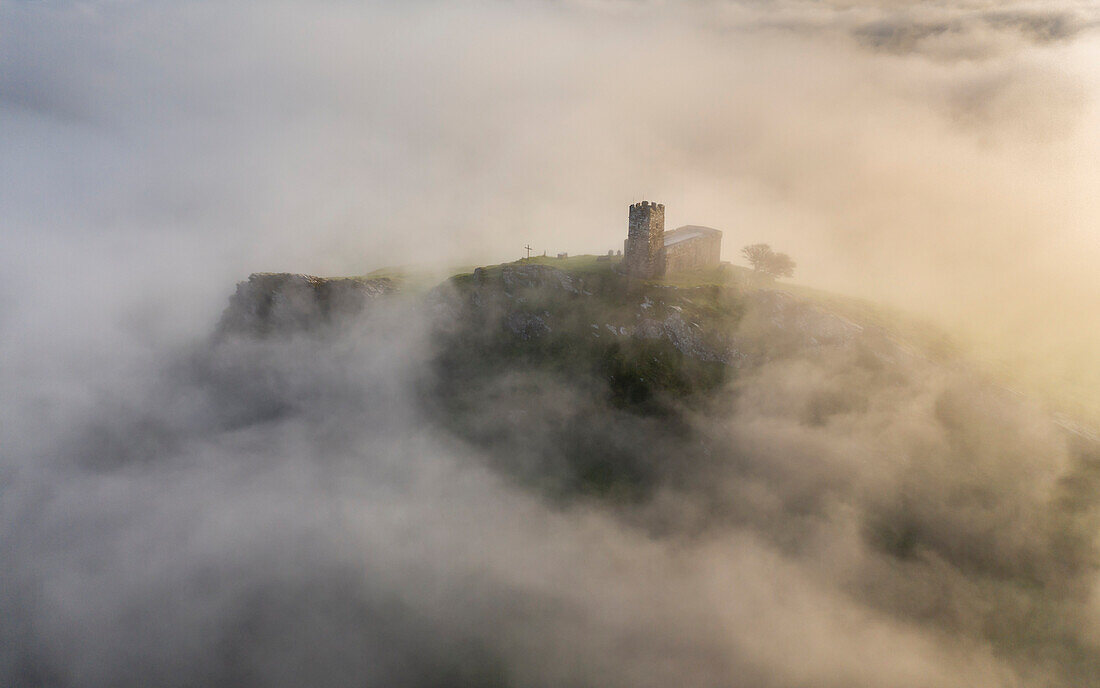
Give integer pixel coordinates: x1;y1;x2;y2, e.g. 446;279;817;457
5;290;1094;686
4;0;1100;686
4;0;1100;405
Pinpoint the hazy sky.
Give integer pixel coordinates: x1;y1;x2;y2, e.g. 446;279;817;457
3;0;1100;402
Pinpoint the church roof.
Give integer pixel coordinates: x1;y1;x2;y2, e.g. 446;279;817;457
663;225;722;247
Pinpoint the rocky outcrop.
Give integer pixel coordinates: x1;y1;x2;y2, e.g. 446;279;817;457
218;272;395;336
500;264;581;294
745;290;862;346
219;263;871;370
435;263;869;371
622;291;865;366
505;311;552;340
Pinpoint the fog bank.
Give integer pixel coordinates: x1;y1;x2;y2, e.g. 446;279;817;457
3;1;1100;685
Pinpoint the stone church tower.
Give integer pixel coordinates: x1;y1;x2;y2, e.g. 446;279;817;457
622;201;665;279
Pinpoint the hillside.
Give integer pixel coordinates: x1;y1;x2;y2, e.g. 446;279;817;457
44;255;1072;684
218;255;1100;429
217;255;1089;498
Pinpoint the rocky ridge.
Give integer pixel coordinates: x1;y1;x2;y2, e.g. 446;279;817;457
218;263;875;371
218;272;396;336
440;263;868;370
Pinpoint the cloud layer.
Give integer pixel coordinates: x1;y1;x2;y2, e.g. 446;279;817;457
3;284;1099;686
3;1;1100;685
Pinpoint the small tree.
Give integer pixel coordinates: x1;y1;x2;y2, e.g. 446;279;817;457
742;243;773;273
742;243;796;281
763;251;796;279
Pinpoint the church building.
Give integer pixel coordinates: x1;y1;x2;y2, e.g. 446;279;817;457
622;201;722;279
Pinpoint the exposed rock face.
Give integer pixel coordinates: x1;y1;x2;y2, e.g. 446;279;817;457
218;272;395;336
500;264;580;294
505;311;552;340
737;289;863;353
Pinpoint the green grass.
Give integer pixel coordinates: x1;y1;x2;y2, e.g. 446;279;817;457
652;263;744;288
361;265;481;292
452;254;743;289
513;254;620;276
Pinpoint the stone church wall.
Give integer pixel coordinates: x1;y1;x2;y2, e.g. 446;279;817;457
665;229;722;274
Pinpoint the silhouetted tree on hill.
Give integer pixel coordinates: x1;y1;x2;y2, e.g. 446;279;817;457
763;251;796;279
742;244;772;272
742;243;796;281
